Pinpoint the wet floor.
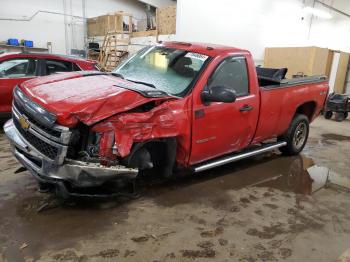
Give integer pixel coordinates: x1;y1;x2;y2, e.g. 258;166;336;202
1;117;350;261
321;133;350;142
1;153;350;261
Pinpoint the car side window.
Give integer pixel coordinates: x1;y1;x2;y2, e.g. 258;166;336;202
0;58;37;78
45;59;74;75
208;57;249;97
73;63;82;71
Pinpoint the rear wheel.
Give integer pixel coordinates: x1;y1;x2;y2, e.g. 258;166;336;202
278;114;309;155
335;112;346;122
324;111;333;119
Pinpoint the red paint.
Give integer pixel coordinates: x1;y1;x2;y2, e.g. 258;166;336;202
0;52;97;116
16;42;329;168
21;73;171;127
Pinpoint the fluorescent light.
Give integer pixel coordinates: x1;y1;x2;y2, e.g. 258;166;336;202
303;6;332;19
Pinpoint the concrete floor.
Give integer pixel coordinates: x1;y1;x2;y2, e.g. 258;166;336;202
1;117;350;262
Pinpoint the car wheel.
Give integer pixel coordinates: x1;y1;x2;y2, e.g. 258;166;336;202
345;112;349;119
335;112;346;122
278;114;309;156
324;111;333;119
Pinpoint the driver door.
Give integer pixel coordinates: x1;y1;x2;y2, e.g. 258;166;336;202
0;58;38;114
190;56;259;165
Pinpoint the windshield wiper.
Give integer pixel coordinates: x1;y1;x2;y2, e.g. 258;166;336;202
111;72;124;79
126;78;156;88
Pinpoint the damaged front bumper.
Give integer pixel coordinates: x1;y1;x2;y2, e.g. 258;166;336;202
4;119;138;189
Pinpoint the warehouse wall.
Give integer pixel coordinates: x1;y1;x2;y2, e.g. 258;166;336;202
309;1;350;55
176;0;350;63
0;0;147;54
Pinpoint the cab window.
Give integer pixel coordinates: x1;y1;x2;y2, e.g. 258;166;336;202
208;57;249;97
0;58;37;78
45;59;76;75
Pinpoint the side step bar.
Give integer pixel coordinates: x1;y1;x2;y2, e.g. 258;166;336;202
193;141;287;173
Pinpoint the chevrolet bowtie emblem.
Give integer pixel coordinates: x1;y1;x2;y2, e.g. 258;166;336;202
18;116;30;130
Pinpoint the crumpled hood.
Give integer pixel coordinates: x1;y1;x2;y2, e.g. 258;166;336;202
20;72;170;127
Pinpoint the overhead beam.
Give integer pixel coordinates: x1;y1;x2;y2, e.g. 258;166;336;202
315;0;350;18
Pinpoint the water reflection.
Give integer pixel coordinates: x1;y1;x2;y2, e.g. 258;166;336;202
254;156;350;195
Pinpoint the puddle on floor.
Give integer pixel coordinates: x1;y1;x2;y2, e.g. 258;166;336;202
137;154;350;207
255;160;350;195
321;133;350;142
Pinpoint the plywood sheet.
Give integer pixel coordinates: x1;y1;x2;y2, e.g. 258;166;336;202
264;47;312;78
334;52;350;93
311;47;330;76
157;5;176;35
325;50;334;78
264;46;330;79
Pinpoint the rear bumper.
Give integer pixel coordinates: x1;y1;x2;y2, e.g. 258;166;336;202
4;119;138;188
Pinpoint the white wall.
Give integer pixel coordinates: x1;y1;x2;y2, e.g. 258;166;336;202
308;1;350;52
176;0;350;63
0;0;148;54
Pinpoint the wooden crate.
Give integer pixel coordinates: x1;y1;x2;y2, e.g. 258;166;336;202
87;12;132;37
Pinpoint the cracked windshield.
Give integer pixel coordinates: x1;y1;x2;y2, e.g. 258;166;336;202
114;46;209;96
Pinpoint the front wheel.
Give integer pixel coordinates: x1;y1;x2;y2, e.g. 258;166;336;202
278;114;309;155
324;111;333;119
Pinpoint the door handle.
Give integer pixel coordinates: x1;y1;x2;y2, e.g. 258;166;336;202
239;105;254;112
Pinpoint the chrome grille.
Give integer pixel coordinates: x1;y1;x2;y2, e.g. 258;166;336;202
13;117;59;159
12;88;72;164
14;99;61;138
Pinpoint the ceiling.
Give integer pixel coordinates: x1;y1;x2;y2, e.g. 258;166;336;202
137;0;175;8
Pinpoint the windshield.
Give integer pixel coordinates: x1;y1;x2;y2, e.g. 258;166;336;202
0;60;27;72
113;46;210;96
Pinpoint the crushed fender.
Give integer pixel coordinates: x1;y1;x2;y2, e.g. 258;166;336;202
92;99;191;166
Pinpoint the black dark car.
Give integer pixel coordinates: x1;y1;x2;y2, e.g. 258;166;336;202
324;93;350;122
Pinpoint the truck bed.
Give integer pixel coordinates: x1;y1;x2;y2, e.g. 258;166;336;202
252;76;329;144
259;75;327;89
256;66;327;88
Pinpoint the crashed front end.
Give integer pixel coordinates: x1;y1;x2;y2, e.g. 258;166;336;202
4;87;138;194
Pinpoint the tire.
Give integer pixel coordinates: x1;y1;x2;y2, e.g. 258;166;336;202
345;112;348;119
278;114;309;156
335;112;346;122
324;111;333;119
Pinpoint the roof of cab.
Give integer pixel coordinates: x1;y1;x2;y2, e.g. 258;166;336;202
0;51;96;63
161;41;250;57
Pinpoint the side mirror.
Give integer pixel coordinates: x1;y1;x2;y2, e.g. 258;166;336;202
201;85;237;104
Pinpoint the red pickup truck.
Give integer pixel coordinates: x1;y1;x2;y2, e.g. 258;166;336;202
0;52;98;119
4;42;329;196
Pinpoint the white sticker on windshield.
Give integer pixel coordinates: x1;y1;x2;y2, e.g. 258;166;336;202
185;52;209;61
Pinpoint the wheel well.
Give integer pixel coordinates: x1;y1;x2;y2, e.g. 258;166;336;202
295;101;316;121
122;138;177;177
